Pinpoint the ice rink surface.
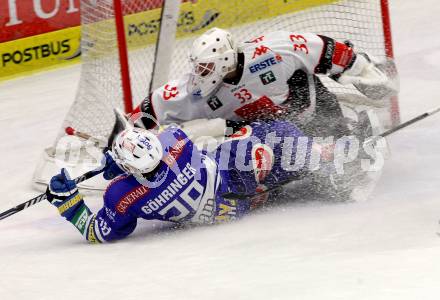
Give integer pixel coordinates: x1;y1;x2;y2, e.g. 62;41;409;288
1;1;440;299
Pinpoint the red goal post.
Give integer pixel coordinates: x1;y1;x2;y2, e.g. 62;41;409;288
380;0;400;125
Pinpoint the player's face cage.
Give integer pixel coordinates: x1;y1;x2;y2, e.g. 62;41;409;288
194;62;216;77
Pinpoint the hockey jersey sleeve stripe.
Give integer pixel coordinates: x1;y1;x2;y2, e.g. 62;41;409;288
86;215;102;243
315;35;355;75
93;218;105;243
315;35;335;74
82;214;103;244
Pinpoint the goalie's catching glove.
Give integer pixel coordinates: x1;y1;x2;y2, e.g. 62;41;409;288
338;53;388;86
46;168;85;221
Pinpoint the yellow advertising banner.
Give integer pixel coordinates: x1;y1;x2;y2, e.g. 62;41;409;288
0;26;81;80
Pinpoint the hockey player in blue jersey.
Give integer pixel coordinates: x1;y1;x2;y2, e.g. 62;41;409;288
46;120;320;243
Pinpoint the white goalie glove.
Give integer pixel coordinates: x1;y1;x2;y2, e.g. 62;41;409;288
337;53;399;101
338;53;387;86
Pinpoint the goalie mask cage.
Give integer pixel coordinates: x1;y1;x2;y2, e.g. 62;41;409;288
33;0;399;190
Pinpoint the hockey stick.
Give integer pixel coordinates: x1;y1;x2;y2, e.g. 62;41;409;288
65;126;106;144
0;127;107;222
364;106;440;144
0;167;104;221
222;106;440;200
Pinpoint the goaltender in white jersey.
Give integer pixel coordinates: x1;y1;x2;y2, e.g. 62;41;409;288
123;28;393;140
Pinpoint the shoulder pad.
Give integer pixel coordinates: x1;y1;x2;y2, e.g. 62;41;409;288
151;75;209;124
153;77;191;103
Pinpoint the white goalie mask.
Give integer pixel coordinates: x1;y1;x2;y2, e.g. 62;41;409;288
188;27;237;97
112;127;163;175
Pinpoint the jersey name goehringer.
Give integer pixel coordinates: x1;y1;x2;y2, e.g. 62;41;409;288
248;56;281;74
141;163;202;221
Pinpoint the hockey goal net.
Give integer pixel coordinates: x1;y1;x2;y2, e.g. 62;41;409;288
33;0;399;190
